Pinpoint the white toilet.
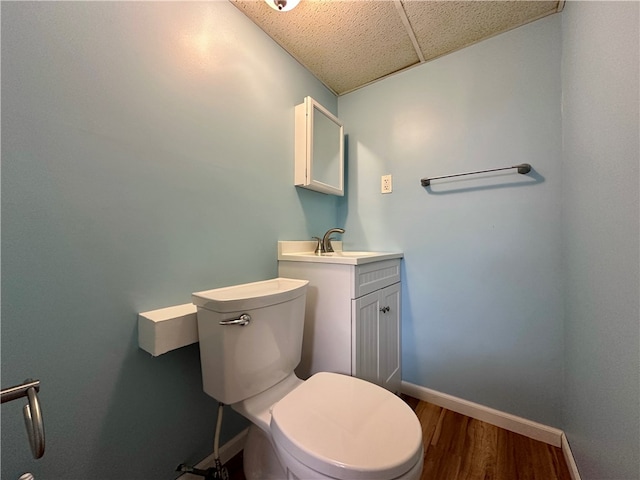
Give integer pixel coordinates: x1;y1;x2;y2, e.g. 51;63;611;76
192;278;423;480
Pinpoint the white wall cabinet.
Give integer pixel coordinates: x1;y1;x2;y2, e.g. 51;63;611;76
294;96;344;196
278;258;402;393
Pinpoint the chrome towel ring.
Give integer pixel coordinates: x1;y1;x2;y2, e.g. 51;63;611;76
1;379;45;459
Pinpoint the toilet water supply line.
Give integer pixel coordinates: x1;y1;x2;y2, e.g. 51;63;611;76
176;402;229;479
213;402;229;480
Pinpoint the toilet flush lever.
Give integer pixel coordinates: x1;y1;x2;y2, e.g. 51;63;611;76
219;313;251;326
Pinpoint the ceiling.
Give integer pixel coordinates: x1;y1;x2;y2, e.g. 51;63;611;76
230;0;564;95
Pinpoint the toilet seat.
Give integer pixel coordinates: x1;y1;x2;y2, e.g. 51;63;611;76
270;372;423;480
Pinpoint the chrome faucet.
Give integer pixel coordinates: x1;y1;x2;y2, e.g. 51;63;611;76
322;228;345;254
312;237;323;255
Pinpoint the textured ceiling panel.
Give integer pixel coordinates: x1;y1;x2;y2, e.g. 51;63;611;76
231;0;562;95
403;0;560;62
231;0;420;94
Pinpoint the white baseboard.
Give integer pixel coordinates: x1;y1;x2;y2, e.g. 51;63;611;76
178;428;249;479
401;381;583;477
401;381;563;447
561;433;582;480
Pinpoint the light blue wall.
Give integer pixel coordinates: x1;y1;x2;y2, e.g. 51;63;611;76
3;2;638;479
338;15;564;426
1;2;337;478
561;2;640;479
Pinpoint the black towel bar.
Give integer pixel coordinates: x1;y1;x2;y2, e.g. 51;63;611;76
421;163;532;187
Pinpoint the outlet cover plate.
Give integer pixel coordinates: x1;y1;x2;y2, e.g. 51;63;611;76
381;174;392;194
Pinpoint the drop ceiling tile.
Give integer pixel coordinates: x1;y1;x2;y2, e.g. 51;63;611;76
231;0;420;94
403;0;560;62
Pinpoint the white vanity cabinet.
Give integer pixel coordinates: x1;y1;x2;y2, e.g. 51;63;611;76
278;257;402;393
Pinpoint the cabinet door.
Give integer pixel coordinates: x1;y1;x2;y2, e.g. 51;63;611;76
352;290;380;385
352;283;402;392
379;283;401;393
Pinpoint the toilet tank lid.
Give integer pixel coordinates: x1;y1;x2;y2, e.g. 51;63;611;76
271;372;423;480
192;277;308;313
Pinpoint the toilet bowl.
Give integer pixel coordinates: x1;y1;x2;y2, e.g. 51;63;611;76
233;371;423;480
192;278;423;480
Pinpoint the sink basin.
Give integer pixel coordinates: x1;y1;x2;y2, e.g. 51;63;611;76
278;241;403;265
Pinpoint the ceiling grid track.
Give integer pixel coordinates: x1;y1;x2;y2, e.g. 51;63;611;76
393;0;425;63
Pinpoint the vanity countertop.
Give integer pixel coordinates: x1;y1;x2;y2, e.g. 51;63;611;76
278;241;403;266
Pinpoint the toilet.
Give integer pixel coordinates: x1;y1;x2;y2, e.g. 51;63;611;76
192;278;423;480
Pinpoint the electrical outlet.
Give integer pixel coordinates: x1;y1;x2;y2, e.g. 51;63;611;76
381;174;392;194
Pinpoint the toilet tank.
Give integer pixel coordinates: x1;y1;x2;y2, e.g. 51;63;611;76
192;278;309;405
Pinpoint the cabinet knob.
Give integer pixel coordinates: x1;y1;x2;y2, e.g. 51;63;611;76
380;306;390;313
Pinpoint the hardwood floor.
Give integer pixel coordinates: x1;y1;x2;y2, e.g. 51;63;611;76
403;395;572;480
226;395;572;480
